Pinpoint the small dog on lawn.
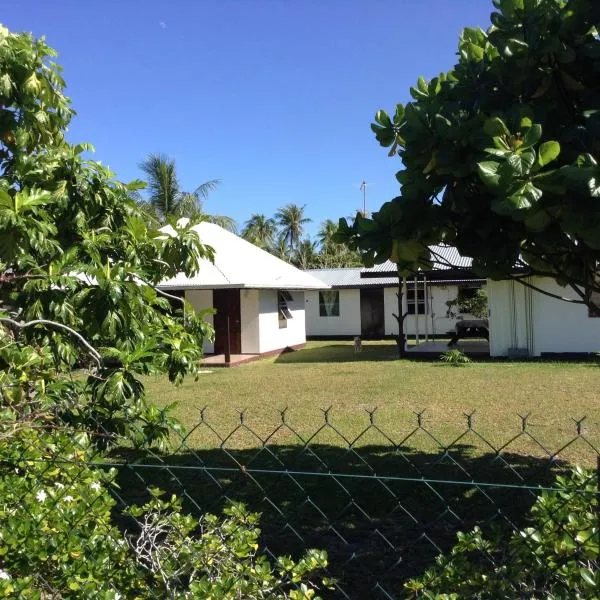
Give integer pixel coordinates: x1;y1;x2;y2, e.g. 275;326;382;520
353;336;362;353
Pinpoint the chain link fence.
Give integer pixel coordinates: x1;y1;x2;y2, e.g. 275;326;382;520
5;409;600;598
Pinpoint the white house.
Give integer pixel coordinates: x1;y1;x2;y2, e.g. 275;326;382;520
158;222;328;358
305;246;486;339
488;277;600;357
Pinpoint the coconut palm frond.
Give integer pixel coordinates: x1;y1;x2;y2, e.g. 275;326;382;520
275;203;311;253
175;192;201;218
193;179;221;200
205;214;238;233
138;153;180;218
242;213;277;247
138;154;232;227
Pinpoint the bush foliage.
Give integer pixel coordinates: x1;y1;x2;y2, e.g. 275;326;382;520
405;467;599;599
0;24;328;598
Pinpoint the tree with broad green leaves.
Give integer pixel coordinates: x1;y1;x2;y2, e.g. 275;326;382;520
337;0;600;315
0;24;328;598
0;25;216;447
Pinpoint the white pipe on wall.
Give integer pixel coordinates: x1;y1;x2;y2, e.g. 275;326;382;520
414;276;419;344
424;276;429;342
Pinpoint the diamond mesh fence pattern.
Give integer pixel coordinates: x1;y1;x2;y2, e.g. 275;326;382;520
6;409;600;598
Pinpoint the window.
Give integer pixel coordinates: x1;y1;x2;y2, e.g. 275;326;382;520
319;291;340;317
407;289;425;315
278;291;293;320
457;287;478;302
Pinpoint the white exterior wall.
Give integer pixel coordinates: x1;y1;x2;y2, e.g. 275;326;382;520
304;289;361;337
489;277;600;356
240;289;260;354
258;289;306;353
184;289;214;354
306;285;482;338
385;284;480;337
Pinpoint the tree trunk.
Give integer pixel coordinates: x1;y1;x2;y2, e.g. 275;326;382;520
393;268;408;359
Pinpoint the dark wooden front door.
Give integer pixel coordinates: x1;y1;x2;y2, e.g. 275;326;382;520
213;289;242;354
360;288;384;338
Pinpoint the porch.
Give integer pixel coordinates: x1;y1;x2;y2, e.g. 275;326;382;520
406;339;490;358
201;353;261;368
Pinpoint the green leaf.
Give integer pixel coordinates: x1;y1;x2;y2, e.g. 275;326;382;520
374;110;392;128
484;117;510;137
524;209;552;231
580;568;596;587
538;141;560;166
507;151;535;176
0;189;12;209
521;124;541;149
393;104;405;123
467;42;485;61
520;116;533;128
477;161;501;187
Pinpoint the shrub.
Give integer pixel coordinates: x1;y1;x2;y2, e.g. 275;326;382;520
404;467;599;599
439;349;471;366
0;428;329;599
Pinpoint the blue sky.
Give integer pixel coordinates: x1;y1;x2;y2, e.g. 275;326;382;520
4;1;493;237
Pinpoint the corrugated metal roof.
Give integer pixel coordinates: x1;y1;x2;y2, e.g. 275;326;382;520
306;268;403;287
159;222;329;291
362;245;473;274
306;267;485;289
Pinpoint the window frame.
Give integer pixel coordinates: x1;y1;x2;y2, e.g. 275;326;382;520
278;291;293;321
318;290;340;317
406;288;426;315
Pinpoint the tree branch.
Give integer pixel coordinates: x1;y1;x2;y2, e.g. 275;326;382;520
126;273;185;306
510;276;586;304
0;318;103;368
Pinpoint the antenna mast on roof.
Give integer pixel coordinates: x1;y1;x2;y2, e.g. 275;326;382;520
359;180;368;216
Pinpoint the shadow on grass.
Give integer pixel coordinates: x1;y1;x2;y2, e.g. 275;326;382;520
276;343;401;364
108;441;566;599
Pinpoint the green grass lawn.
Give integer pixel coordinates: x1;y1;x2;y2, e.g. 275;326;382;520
133;341;600;595
143;340;600;465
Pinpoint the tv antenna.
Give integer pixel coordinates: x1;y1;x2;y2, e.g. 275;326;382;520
359;180;368;216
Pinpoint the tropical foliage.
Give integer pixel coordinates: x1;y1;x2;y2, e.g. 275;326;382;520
405;466;599;598
446;289;489;319
338;0;600;312
242;213;278;249
275;204;311;252
0;24;327;597
242;210;361;268
0;428;329;598
0;25;214;446
138;153;236;231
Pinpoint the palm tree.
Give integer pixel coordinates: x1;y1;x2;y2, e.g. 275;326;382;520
138;153;236;231
270;235;290;262
242;214;277;248
275;204;311;253
293;238;319;269
317;219;338;254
